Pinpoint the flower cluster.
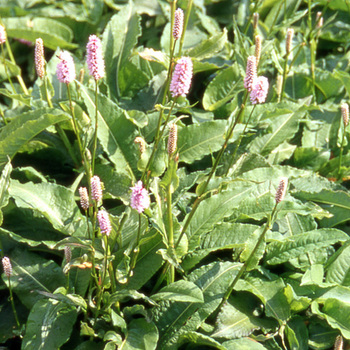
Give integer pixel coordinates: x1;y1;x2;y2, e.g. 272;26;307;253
97;210;112;235
0;25;6;45
91;175;103;203
56;51;76;84
244;56;257;92
79;187;90;210
168;123;178;155
341;103;349;127
170;57;193;98
130;181;150;213
2;256;12;277
86;35;105;81
275;177;288;204
250;76;269;104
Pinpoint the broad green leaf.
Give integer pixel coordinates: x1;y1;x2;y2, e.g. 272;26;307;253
187;29;227;61
308;319;338;350
0;108;70;168
237;277;291;322
274;212;317;236
152;280;204;303
212;302;260;339
119;319;158;350
102;4;142;97
9;179;86;236
2;17;77;50
311;299;350;339
293;189;350;227
265;229;348;265
202;65;241;111
223;338;268;350
178;332;226;350
2;249;65;309
80;85;139;179
249;108;304;155
285;316;308;350
326;242;350;286
21;298;77;349
178;121;241;164
186;181;255;250
154;261;242;350
0;159;11;225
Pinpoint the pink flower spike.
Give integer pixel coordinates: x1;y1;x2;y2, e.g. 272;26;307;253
86;35;105;81
130;181;150;214
0;25;6;44
35;38;45;79
173;9;184;40
91;175;102;202
244;55;257;92
250;76;269;104
79;187;89;210
97;210;112;236
170;57;193;98
56;51;76;84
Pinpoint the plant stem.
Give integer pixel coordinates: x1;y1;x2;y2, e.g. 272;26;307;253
5;40;28;95
167;183;175;284
216;202;278;313
243;0;261;35
308;0;316;103
225;105;256;176
8;278;20;328
91;79;99;175
338;124;346;180
0;109;7;125
178;0;193;56
1;44;16;94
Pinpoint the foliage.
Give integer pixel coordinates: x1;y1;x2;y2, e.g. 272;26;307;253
0;0;350;349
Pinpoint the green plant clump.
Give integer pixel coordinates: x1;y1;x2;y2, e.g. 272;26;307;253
0;0;350;349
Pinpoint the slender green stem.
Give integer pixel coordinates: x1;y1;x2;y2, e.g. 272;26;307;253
8;278;20;328
308;0;316;103
338;125;346;180
279;52;289;103
5;40;28;95
216;202;278;313
225;105;256;176
167;183;175;284
43;75;53;108
128;214;142;279
0;109;7;125
1;44;16;94
178;0;193;56
243;0;261;35
169;0;176;56
91;80;99;175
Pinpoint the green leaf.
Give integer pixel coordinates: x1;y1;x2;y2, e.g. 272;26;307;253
249;108;304;155
311;299;350;339
9;179;86;236
2;17;77;50
202;65;241;111
2;249;65;309
178;332;226;350
153;261;242;350
102;4;142;98
21;298;77;349
178;120;226;164
223;338;268;350
326;242;350;286
119;319;158;350
152;280;204;303
0;159;11;225
284;316;309;350
80;85;139;179
0;108;70;168
187;29;227;61
265;229;348;265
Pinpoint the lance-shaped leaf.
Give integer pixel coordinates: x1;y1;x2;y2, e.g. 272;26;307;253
0;108;70;168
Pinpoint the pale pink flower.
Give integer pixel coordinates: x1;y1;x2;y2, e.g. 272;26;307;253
0;25;6;45
244;55;257;92
35;38;45;79
79;187;89;210
130;181;150;213
173;9;184;40
97;210;112;236
2;256;12;277
56;51;76;84
170;57;193;98
250;76;269;104
91;175;102;202
275;177;288;203
86;35;105;81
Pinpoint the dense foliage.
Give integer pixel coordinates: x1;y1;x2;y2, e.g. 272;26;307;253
0;0;350;349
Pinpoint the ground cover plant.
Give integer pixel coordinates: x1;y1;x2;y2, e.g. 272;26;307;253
0;0;350;349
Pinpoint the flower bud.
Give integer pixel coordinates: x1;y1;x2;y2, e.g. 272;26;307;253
255;34;262;67
334;335;343;350
341;103;349;127
168;123;178;155
173;8;184;40
91;175;102;202
286;28;294;55
79;187;89;210
253;13;259;31
316;12;323;30
2;256;12;277
134;136;146;155
244;56;257;92
275;177;288;204
35;38;45;79
0;25;6;45
64;246;72;263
